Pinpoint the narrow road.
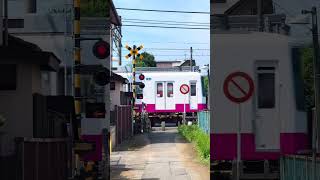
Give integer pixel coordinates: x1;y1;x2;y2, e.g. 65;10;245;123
110;127;210;180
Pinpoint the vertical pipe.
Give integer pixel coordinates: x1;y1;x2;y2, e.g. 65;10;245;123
190;47;193;72
257;0;263;32
0;0;3;46
3;0;7;46
132;45;136;128
74;0;81;140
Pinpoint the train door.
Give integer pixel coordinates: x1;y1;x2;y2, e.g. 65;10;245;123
166;82;175;110
189;81;198;110
254;62;280;150
155;82;165;110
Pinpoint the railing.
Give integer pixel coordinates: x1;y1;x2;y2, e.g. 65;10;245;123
197;111;210;134
281;155;320;180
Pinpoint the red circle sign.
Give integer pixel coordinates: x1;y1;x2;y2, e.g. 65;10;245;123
180;84;190;94
223;72;254;103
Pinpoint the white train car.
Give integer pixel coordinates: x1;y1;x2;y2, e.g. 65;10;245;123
117;71;207;125
211;32;309;163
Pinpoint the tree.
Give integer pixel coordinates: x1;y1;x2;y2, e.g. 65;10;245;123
302;47;314;110
136;52;156;67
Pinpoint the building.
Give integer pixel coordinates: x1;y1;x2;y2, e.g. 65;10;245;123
156;60;196;68
0;35;61;180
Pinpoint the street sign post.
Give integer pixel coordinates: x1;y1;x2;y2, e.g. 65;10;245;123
180;84;190;124
223;72;254;180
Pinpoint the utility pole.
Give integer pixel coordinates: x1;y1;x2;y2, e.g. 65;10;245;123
257;0;263;32
302;6;320;180
190;47;193;72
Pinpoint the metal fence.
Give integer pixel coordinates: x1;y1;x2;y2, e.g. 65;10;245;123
281;155;320;180
197;111;210;134
115;105;132;145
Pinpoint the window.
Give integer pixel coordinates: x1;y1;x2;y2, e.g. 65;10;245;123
167;83;173;97
0;64;17;90
157;83;163;97
110;82;115;90
258;68;275;108
191;83;196;96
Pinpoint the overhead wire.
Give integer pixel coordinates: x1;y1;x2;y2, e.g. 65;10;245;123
116;7;210;14
122;24;209;30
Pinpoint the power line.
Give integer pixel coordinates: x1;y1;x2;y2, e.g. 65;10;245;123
123;18;209;25
116;7;210;14
121;47;210;51
123;20;210;27
122;40;209;44
123;24;209;30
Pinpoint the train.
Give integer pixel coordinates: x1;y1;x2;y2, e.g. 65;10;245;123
211;31;310;177
117;67;208;126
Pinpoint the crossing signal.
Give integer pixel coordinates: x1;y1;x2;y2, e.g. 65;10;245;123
139;74;145;80
139;83;145;89
133;82;145;89
94;71;110;86
125;44;144;59
93;40;110;59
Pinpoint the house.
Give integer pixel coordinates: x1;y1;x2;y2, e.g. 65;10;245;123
0;35;61;180
156;60;196;68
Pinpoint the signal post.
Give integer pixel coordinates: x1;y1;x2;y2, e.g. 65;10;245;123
72;0;111;178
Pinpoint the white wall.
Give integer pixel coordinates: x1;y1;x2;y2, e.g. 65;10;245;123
0;64;41;156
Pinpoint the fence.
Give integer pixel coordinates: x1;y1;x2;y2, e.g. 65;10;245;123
281;155;320;180
14;138;70;180
115;105;132;145
197;111;210;134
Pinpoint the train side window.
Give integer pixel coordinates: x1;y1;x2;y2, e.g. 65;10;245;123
191;83;196;96
257;68;275;108
167;83;173;97
157;83;163;97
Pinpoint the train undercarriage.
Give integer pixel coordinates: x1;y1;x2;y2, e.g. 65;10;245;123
148;112;197;127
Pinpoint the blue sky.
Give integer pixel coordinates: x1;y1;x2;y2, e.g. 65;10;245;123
112;0;210;68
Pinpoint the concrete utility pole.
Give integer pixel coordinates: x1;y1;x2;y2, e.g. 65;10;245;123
190;47;193;71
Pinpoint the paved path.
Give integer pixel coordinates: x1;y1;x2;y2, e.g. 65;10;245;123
110;127;210;180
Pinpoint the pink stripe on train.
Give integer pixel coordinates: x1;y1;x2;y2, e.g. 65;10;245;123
135;103;207;113
210;133;309;160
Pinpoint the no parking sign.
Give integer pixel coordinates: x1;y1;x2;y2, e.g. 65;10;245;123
223;72;254;103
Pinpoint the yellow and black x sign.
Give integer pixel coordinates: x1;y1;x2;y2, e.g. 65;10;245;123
125;44;144;60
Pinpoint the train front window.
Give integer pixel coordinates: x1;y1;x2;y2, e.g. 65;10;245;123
191;83;196;96
167;83;173;97
157;83;163;97
257;67;275;108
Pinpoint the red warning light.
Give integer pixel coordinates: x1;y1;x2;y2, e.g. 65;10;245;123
93;40;110;59
139;74;145;80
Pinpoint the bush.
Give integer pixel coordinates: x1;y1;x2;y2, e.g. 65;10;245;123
178;125;210;165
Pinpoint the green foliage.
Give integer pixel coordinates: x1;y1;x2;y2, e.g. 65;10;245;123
301;48;314;110
81;0;109;17
136;52;157;67
203;76;209;95
178;125;210;165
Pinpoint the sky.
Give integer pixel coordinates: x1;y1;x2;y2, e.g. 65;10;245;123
112;0;210;68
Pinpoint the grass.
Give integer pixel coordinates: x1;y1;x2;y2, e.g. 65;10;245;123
178;125;210;166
